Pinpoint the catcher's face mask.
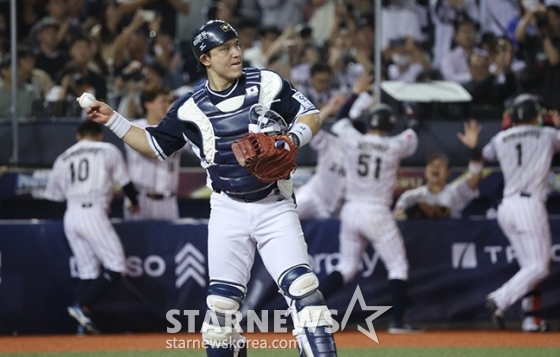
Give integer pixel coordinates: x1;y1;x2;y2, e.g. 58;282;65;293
248;103;288;136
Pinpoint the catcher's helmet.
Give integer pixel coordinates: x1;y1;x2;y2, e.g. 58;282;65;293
248;103;288;136
359;104;396;132
191;20;238;59
509;94;542;124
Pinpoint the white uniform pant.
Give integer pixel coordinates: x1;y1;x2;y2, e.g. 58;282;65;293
337;202;408;283
64;202;126;279
208;192;310;288
295;184;331;221
490;196;551;311
124;195;179;220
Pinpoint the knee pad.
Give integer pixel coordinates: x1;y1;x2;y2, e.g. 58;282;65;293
202;283;245;348
280;265;337;357
279;265;320;300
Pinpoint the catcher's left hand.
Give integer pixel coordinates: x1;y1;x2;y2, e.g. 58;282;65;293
232;133;297;183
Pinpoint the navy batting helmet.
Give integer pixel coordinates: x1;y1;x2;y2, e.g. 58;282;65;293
359;104;396;132
509;94;542;123
191;20;238;59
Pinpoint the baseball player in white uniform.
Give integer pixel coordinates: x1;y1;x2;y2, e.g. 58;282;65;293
393;120;483;219
124;85;182;220
296;95;347;220
44;120;139;334
484;94;558;332
320;104;421;333
84;20;338;357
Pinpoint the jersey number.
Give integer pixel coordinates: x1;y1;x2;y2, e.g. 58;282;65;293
516;143;522;166
70;159;89;183
357;154;382;179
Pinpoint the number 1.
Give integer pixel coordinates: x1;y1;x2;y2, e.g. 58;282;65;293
516;143;522;166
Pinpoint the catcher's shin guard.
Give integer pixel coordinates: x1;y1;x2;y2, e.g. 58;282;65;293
279;265;338;357
203;283;247;357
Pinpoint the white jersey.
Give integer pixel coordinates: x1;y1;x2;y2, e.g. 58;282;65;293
393;177;479;218
331;119;418;206
125;119;181;196
44;139;131;209
483;125;560;202
296;130;346;217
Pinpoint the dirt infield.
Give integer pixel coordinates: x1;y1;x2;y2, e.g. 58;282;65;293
0;330;559;354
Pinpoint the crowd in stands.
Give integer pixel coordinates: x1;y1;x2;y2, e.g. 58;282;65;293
0;0;560;122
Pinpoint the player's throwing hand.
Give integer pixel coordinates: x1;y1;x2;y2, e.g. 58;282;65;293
84;101;116;125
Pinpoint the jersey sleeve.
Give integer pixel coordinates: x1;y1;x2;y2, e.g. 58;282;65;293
394;129;419;158
145;93;194;160
393;188;423;212
108;145;132;188
448;177;480;215
264;70;319;125
548;127;560;152
331;118;362;142
482;136;498;162
43;158;66;202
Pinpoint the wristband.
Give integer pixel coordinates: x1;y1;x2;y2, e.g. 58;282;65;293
288;122;312;148
468;161;483;175
469;147;482;161
105;112;132;138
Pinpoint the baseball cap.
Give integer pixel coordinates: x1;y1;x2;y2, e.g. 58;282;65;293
426;152;450;166
31;17;60;37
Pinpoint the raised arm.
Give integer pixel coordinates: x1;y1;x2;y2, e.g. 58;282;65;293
86;101;157;159
457;119;483;190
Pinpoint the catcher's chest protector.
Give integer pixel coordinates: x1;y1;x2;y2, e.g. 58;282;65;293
190;68;274;195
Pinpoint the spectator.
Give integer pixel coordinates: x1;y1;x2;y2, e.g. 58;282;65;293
440;16;483;83
150;33;183;89
236;18;259;53
386;37;430;82
90;0;124;72
248;0;306;30
113;11;154;72
515;1;560;109
299;62;339;110
44;62;91;118
0;54;40;119
66;34;107;101
479;0;520;37
118;0;190;38
462;43;517;108
32;17;71;81
308;0;337;48
17;46;55;100
381;0;426;48
430;0;479;68
393;122;483;220
40;0;83;49
244;25;281;68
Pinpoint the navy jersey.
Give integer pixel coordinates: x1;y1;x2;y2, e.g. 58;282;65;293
146;68;318;200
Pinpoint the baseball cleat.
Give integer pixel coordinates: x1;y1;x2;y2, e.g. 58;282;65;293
523;322;555;333
388;321;425;334
485;296;505;330
67;306;100;334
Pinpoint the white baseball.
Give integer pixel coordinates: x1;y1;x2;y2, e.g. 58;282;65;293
78;93;96;109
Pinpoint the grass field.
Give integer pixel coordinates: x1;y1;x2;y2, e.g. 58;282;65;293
2;347;560;357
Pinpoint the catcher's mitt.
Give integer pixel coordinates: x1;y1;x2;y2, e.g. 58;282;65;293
232;133;297;183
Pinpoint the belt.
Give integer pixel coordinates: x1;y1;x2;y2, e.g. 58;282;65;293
215;183;279;203
146;193;175;200
520;192;531;198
